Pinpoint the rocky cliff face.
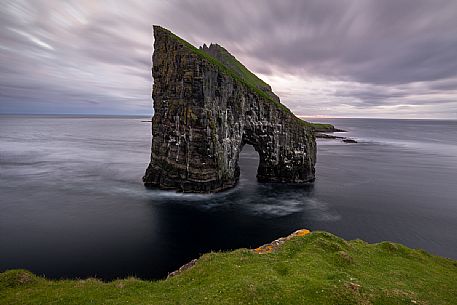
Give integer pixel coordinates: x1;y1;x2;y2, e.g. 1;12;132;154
143;26;316;192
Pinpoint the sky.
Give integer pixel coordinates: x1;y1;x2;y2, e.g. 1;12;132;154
1;0;457;118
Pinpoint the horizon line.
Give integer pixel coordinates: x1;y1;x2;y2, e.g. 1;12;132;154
0;113;455;121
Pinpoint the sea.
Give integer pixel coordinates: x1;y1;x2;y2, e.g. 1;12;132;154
1;115;456;280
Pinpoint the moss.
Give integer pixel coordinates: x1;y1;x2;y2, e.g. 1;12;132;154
2;231;457;305
185;107;198;123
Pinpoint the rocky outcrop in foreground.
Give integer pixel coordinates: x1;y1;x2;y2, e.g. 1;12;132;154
143;26;316;192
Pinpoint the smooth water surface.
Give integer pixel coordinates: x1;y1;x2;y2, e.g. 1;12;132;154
0;116;456;280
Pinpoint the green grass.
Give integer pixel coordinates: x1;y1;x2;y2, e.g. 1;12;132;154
156;26;319;130
2;231;457;304
309;123;336;132
203;43;271;93
155;26;292;114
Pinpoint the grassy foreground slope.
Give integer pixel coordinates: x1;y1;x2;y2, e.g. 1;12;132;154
1;231;456;305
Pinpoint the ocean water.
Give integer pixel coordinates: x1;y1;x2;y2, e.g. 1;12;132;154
0;116;456;280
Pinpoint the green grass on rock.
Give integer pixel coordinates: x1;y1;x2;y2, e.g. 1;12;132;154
157;26;293;114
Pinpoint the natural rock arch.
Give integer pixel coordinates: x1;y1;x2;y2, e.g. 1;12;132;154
143;26;316;192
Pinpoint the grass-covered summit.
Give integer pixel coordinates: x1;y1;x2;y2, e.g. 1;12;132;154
2;231;456;304
154;25;292;114
152;26;335;131
200;43;280;103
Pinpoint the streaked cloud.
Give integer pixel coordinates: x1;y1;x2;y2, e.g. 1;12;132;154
0;0;456;118
8;28;55;50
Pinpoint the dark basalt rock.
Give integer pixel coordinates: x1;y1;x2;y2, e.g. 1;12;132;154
315;133;344;139
143;26;316;192
315;132;358;143
342;139;358;143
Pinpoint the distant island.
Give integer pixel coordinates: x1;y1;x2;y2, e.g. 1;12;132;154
309;122;358;143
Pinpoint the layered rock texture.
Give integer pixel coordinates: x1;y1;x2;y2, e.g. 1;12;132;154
143;26;316;192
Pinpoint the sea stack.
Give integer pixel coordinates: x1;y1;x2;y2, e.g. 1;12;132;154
143;26;316;192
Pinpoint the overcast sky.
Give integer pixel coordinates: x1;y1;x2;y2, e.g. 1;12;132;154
1;0;457;118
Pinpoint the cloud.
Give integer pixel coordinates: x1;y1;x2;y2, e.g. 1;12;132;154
0;0;456;118
8;28;55;50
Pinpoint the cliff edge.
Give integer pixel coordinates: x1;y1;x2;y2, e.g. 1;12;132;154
3;231;456;304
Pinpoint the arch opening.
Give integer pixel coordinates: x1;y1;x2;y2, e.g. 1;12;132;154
238;144;260;183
